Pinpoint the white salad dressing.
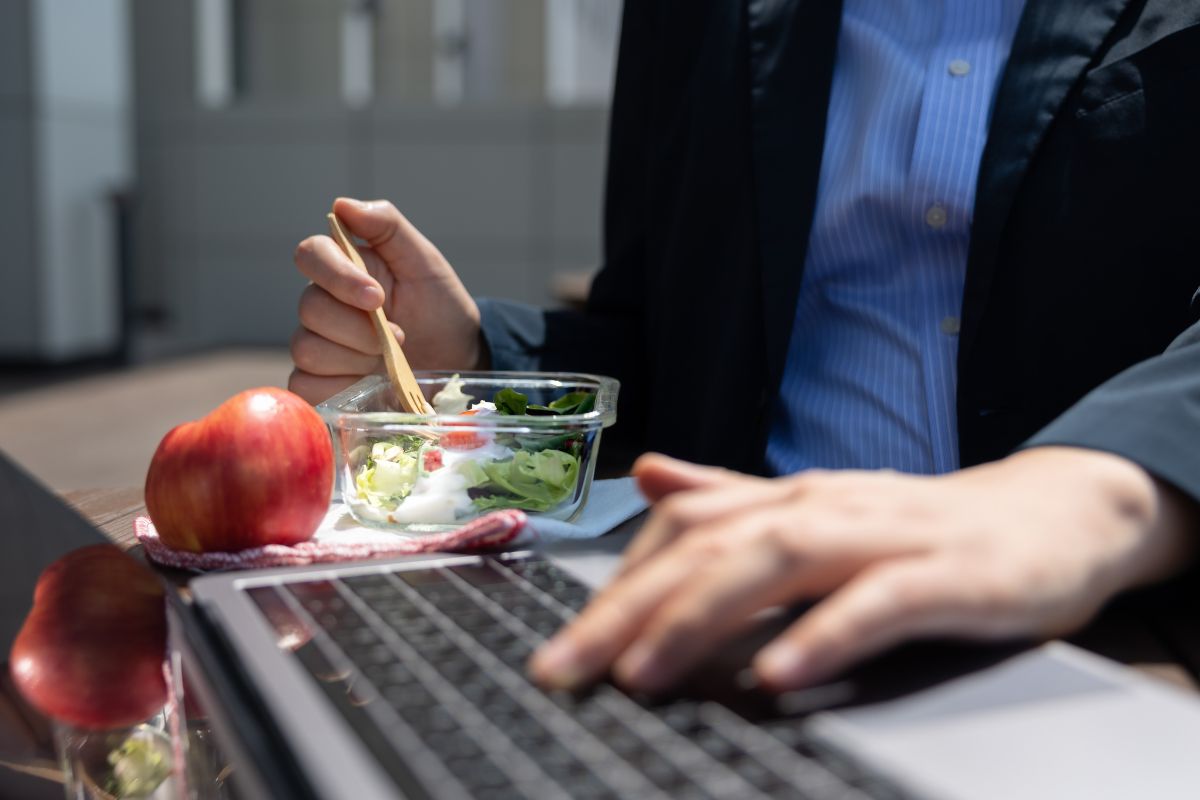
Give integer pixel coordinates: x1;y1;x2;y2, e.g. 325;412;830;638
431;375;475;415
386;439;514;524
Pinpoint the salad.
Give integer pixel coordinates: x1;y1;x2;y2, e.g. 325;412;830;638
353;376;596;525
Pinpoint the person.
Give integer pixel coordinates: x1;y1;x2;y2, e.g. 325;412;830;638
289;0;1200;693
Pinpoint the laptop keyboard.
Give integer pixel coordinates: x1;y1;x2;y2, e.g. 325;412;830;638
246;555;901;800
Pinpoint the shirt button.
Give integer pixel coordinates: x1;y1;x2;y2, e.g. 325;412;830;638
948;59;971;77
940;316;961;335
925;204;948;229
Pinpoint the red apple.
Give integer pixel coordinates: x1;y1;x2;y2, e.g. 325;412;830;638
144;387;333;553
10;545;168;730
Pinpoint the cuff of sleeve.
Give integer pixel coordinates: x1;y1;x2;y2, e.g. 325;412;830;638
1021;386;1200;505
476;297;546;373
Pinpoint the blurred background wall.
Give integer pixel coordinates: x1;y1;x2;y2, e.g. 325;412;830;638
1;0;133;362
0;0;619;364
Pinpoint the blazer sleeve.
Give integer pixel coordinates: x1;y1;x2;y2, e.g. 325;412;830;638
476;1;655;398
1023;317;1200;503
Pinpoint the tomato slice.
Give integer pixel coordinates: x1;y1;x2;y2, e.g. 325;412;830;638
438;408;486;449
422;449;444;471
440;431;485;450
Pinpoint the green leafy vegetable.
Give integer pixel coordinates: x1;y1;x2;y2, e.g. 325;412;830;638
493;387;529;415
491;388;596;416
105;734;171;798
356;435;430;507
548;391;596;415
514;432;578;453
463;449;580;512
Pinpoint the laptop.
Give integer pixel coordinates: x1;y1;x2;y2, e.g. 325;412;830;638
4;450;1200;799
183;536;1200;799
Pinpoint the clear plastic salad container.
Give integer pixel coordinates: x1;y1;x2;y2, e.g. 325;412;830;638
317;371;618;533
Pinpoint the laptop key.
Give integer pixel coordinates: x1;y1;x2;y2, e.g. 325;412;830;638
382;683;436;711
556;587;591;611
695;729;738;760
478;582;532;601
425;730;483;761
661;701;706;735
725;753;779;790
458;759;511;790
452;607;496;631
630;750;688;790
393;568;449;587
567;773;619;800
411;582;466;603
397;705;458;734
449;563;513;586
386;616;437;636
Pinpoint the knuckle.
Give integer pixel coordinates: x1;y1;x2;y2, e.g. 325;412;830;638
296;292;323;332
787;468;828;496
293;237;319;265
655;496;691;528
287;369;311;400
289;329;321;371
883;576;931;618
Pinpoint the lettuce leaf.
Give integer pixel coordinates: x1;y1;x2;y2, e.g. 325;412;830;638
356;435;425;507
463;449;580;512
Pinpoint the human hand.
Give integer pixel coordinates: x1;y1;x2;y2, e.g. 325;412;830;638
529;448;1196;693
289;197;486;403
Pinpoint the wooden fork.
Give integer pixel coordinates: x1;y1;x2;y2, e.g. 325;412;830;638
326;212;433;415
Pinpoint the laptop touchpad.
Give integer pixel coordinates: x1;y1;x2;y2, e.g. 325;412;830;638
810;644;1200;800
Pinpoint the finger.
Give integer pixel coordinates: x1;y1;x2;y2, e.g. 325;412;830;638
287;370;363;405
294;235;384;311
298;284;404;355
332;197;434;272
617;476;798;579
290;327;382;377
528;532;722;691
612;527;808;692
754;558;977;691
632;453;750;502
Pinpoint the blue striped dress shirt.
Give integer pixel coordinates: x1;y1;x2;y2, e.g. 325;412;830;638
766;0;1027;477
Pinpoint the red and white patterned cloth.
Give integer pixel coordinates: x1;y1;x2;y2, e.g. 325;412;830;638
134;508;527;571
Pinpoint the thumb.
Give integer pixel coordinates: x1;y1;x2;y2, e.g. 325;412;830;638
332;197;432;270
633;453;745;501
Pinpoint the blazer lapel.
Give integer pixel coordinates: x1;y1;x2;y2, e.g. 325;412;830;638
746;0;844;392
959;0;1135;369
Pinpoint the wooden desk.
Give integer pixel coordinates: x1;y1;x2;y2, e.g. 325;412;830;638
63;487;145;550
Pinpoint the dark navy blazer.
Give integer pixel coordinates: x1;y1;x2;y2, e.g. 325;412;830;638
479;0;1200;503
